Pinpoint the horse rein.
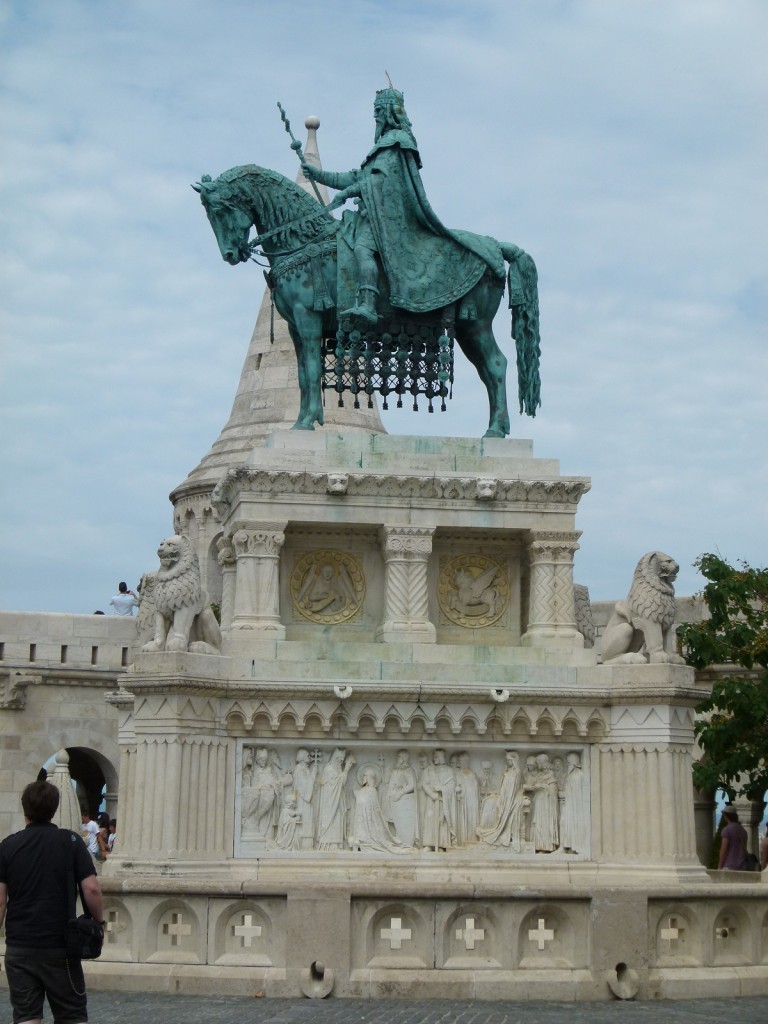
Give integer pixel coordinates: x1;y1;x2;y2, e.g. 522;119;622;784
247;207;335;261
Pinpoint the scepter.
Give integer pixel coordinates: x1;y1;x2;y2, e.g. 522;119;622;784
277;101;325;206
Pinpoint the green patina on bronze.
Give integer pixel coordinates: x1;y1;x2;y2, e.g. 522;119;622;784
194;88;541;435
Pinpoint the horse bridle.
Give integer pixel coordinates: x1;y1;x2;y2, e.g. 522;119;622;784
247;208;335;261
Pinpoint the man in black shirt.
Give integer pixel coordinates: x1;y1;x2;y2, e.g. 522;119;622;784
0;780;104;1024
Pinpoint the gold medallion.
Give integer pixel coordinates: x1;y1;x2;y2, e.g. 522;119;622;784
291;549;365;624
437;554;509;628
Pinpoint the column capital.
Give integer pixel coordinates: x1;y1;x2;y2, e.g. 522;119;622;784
232;522;287;558
379;525;435;559
526;530;582;562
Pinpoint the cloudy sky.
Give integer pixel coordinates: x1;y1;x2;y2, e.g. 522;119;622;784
1;0;765;614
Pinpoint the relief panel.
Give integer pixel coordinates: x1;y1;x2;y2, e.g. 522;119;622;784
234;739;591;859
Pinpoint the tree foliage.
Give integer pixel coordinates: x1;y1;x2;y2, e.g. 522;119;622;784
678;554;768;798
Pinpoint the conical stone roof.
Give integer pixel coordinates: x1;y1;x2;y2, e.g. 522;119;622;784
173;116;385;501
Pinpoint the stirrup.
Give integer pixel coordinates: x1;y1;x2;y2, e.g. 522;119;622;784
341;303;378;325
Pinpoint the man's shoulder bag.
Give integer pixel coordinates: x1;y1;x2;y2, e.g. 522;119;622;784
60;829;104;960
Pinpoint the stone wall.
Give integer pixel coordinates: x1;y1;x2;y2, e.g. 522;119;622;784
79;880;768;998
0;611;136;835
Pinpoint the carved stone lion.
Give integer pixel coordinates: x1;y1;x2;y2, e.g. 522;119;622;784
601;551;685;665
573;583;595;649
326;473;349;495
476;477;498;501
140;535;221;655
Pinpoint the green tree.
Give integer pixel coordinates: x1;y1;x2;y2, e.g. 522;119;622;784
678;554;768;798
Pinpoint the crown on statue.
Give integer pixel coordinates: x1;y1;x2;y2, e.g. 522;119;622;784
375;87;405;116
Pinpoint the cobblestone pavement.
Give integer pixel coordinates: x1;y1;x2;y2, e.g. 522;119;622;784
73;992;768;1024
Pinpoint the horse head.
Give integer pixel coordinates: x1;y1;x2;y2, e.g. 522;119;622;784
193;171;254;265
195;165;335;268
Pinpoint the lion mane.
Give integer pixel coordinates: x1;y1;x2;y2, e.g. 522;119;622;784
573;583;595;649
140;535;221;655
152;535;204;617
625;551;678;631
601;551;684;665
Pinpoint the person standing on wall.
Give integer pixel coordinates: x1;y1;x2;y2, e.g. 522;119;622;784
0;780;104;1024
109;581;138;616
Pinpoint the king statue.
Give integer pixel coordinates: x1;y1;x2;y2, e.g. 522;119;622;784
302;87;506;327
196;86;541;435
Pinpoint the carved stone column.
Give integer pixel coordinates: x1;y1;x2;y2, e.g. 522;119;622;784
521;531;583;648
592;698;702;872
104;692;138;858
376;526;436;644
107;692;232;863
216;534;237;630
230;523;287;636
129;735;231;859
594;743;699;866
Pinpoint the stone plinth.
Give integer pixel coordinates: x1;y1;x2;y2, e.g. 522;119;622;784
209;432;590;650
91;431;768;1000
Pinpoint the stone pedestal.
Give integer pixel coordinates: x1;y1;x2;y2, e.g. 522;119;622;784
98;432;762;1001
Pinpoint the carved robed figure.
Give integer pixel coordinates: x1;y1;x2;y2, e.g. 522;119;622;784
194;88;541;437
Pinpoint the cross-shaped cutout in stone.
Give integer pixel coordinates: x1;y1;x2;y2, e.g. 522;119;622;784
715;917;736;941
162;911;192;946
381;916;412;950
455;916;485;950
233;913;263;948
105;908;122;944
528;917;555;951
310;748;323;766
660;916;685;947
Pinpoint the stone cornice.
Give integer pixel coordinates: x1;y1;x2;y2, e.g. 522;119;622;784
117;675;710;708
100;872;735;899
1;666;124;694
211;466;591;517
104;689;136;708
0;670;38;709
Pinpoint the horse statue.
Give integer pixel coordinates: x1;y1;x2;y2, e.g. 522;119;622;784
193;162;540;436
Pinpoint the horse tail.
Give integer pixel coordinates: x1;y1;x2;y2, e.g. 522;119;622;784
501;244;541;417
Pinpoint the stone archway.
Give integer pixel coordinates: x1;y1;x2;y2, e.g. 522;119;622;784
42;746;118;821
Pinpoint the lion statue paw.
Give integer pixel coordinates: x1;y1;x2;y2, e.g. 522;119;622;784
601;551;686;666
140;535;221;656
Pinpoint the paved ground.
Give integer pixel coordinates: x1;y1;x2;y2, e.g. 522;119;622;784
67;992;768;1023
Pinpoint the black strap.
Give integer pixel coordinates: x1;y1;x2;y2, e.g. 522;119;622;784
60;828;86;918
60;829;92;994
